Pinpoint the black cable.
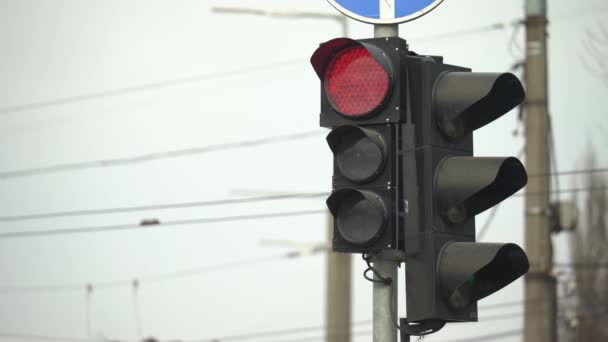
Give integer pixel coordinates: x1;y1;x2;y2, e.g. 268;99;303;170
0;209;325;239
3;168;607;224
0;191;328;222
0;252;313;294
0;130;322;179
0;332;92;341
0;60;305;116
410;19;522;43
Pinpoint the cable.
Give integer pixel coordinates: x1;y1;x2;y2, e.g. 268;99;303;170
1;185;607;239
0;130;322;179
554;262;608;268
0;60;305;116
0;209;325;239
0;332;92;341
0;251;318;294
410;19;522;43
0;192;328;222
3;167;607;224
441;329;522;342
515;185;608;197
527;167;608;178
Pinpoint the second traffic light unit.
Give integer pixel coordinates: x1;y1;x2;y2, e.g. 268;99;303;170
404;58;530;322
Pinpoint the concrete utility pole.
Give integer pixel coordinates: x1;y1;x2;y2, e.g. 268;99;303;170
326;216;352;342
524;1;557;342
209;8;352;342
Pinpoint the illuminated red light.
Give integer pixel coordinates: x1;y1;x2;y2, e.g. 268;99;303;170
323;46;390;117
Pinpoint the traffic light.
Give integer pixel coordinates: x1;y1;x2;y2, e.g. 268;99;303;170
311;37;407;253
403;56;530;322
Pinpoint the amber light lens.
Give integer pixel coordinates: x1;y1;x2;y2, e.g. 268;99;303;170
323;46;390;117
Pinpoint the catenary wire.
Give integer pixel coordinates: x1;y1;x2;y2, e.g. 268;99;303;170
0;332;93;342
0;130;323;179
2;168;607;223
0;251;319;294
0;192;328;222
0;185;606;239
0;59;305;116
0;209;325;239
2;5;605;118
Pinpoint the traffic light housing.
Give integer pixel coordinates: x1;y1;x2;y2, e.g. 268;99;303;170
403;56;530;322
310;37;530;324
311;37;407;253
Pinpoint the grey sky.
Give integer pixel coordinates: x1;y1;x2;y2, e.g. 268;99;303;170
0;0;606;341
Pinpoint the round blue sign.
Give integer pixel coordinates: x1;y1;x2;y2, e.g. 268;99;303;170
327;0;444;24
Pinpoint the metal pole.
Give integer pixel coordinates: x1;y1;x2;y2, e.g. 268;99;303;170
371;24;400;342
374;25;399;38
523;1;557;342
326;215;352;342
372;253;399;342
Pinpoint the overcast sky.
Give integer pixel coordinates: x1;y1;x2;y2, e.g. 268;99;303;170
0;1;607;342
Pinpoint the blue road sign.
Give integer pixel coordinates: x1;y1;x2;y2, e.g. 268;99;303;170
327;0;444;24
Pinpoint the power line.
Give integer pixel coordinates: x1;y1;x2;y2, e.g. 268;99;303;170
440;330;522;342
554;262;608;268
182;300;556;342
0;192;327;222
0;130;322;180
0;332;92;342
0;182;608;227
0;60;304;116
0;251;320;294
0;208;324;239
517;185;608;197
410;19;522;43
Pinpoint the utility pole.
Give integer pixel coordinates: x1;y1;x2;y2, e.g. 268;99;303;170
326;215;351;342
209;9;351;342
524;1;557;342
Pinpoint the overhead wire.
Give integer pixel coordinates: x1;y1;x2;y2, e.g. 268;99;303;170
0;130;323;180
0;184;607;239
0;209;325;239
1;168;607;224
0;59;305;116
0;192;328;222
0;250;320;294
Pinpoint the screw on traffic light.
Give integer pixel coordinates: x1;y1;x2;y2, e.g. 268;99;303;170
403;56;530;322
311;37;407;253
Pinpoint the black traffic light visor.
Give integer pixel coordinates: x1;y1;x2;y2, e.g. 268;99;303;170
434;72;525;140
310;38;392;79
436;157;528;224
326;125;387;183
438;242;530;308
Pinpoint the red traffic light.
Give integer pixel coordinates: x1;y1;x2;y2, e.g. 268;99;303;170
324;46;390;117
311;38;393;118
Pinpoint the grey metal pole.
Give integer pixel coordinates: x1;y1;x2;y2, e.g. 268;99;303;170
523;1;557;342
374;24;399;38
372;252;399;342
371;24;400;342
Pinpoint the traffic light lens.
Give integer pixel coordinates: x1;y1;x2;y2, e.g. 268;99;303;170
326;126;387;183
439;242;529;309
324;46;390;117
327;189;387;246
338;136;384;183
